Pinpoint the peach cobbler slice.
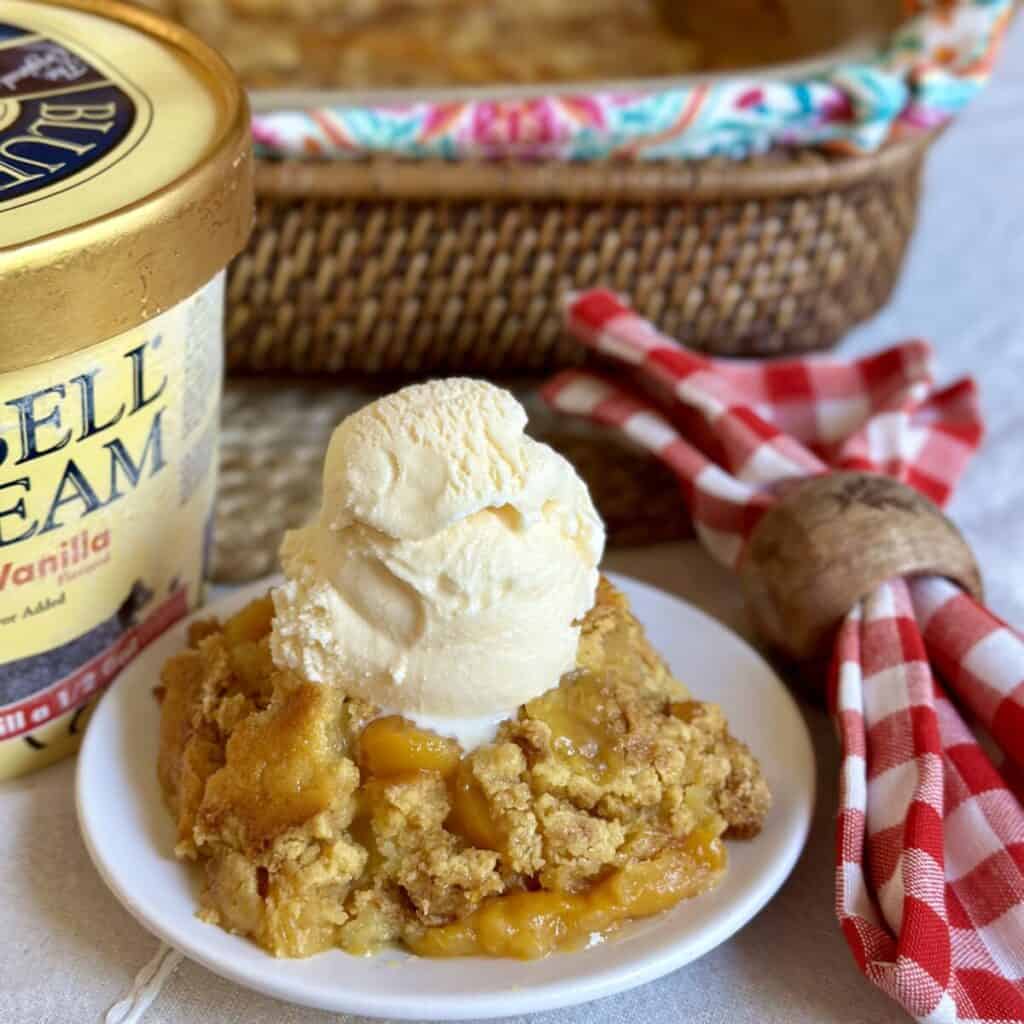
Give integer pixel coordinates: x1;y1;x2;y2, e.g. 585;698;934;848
157;578;770;959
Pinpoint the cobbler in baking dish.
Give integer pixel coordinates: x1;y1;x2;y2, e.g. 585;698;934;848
140;0;840;89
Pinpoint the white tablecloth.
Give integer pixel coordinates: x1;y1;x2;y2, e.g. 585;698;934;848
3;23;1023;1024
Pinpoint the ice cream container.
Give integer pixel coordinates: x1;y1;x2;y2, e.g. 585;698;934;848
0;0;252;778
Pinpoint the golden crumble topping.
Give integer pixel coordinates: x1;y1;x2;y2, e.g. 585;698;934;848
138;0;704;88
157;577;770;959
136;0;818;90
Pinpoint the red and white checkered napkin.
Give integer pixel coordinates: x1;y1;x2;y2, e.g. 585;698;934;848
543;290;1024;1023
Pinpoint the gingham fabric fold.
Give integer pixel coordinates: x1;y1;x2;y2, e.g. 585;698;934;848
543;289;1024;1023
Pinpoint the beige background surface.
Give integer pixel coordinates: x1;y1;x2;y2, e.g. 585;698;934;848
2;19;1023;1023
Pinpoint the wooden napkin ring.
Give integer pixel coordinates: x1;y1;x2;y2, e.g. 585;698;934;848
739;472;983;662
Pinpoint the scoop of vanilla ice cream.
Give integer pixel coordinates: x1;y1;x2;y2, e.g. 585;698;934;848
270;378;605;720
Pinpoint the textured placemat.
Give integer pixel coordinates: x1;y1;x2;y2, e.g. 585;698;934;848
214;379;693;582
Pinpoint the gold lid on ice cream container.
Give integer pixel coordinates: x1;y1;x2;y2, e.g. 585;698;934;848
0;0;252;372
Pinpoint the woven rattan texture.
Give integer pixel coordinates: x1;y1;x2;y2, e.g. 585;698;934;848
213;381;692;582
225;147;925;375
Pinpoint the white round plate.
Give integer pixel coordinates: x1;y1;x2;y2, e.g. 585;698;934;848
77;572;814;1020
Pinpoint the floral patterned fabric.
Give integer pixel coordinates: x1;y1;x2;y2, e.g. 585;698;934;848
252;0;1012;162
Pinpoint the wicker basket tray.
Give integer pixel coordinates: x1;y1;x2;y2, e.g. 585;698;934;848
225;133;930;376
